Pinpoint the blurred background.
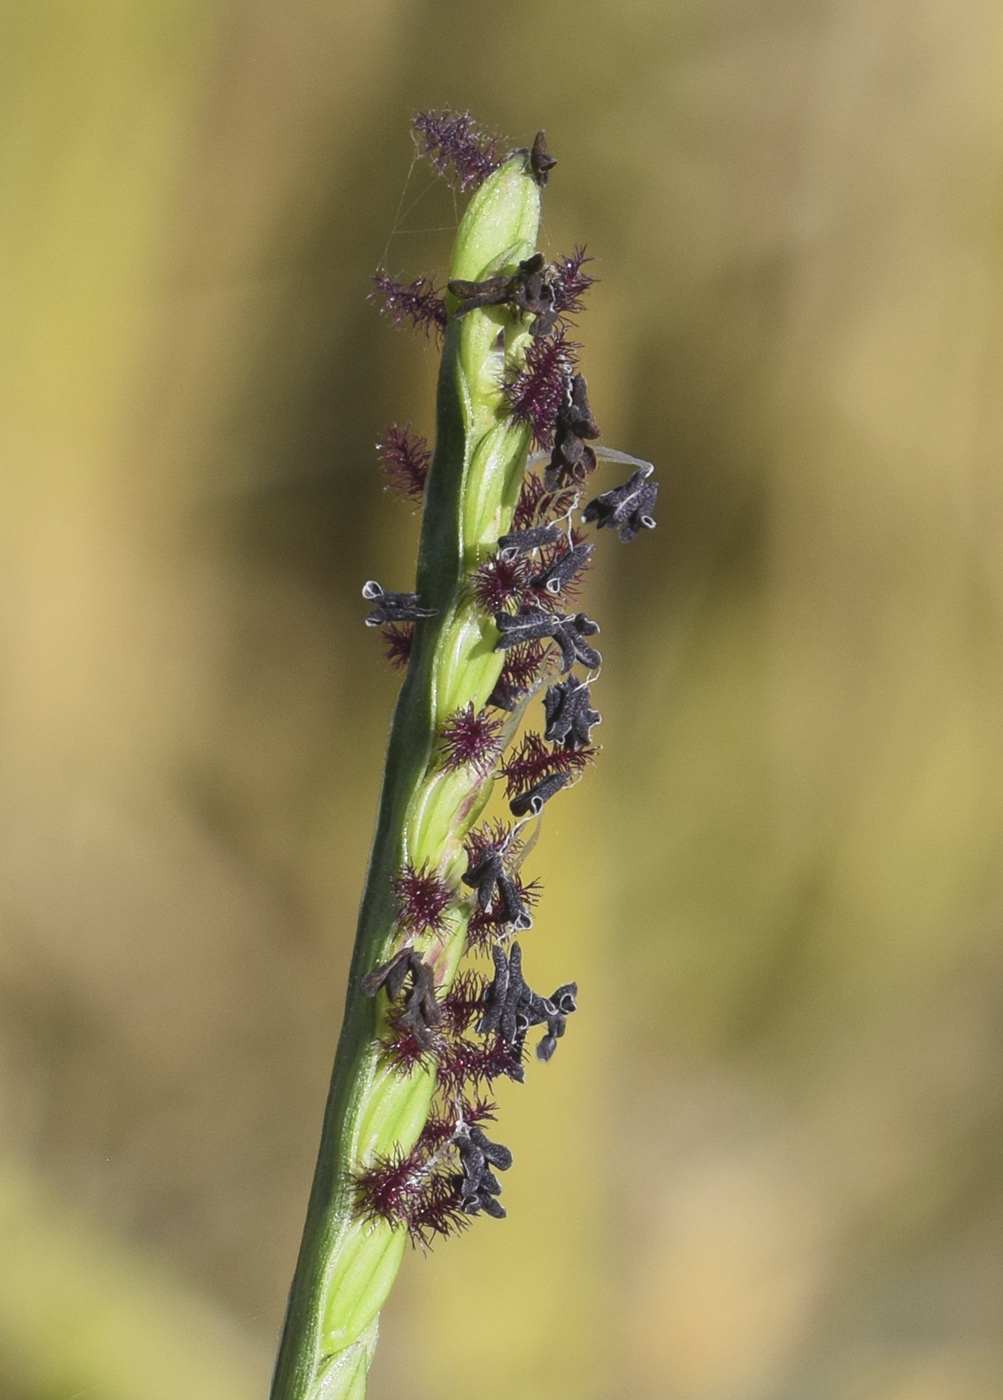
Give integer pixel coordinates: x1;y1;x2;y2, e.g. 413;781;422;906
3;1;1003;1397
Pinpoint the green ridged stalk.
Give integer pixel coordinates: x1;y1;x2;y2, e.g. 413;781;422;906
270;154;542;1400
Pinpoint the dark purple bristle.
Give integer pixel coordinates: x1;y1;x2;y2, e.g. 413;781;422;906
411;109;503;192
416;1114;456;1152
500;732;595;798
440;972;489;1035
378;424;431;501
381;622;414;671
487;640;549;710
464;820;519;865
513;473;579;532
513;472;547;530
504;331;580;449
440;703;503;775
382;1023;439;1077
551;246;596;317
461;1097;501;1129
436;1034;526;1096
354;1147;468;1246
392;863;452;932
406;1173;470;1245
371;271;448;338
471;554;532;614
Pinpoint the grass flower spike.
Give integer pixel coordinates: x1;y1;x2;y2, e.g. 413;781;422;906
270;113;659;1400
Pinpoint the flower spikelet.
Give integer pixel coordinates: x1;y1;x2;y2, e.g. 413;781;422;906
467;876;541;949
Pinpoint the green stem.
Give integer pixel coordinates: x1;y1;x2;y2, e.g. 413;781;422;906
270;154;541;1400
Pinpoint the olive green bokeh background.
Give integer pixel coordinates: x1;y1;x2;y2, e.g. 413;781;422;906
3;3;1003;1398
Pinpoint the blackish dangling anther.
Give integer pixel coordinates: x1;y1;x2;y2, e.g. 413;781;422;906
462;846;504;912
545;374;601;491
478;942;578;1063
362;580;438;626
497;523;563;559
582;463;658;542
448;254;557;338
509;768;573;817
493;605;561;650
493;606;600;672
361;947;442;1049
551;612;601;673
529;130;557;187
461;846;533;930
454;1125;513;1217
494;871;533;931
530;542;593;596
543;676;601;748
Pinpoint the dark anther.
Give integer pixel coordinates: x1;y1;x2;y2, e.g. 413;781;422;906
582;463;658;542
543;676;601;749
463;845;504;910
509;768;573;817
492;605;600;671
529;130;557;187
545;374;601;490
361;948;442;1049
462;847;533;931
454;1124;513;1217
497;523;563;559
494;871;533;931
448;254;557;338
478;943;577;1063
536;979;578;1062
551;612;601;673
493;604;562;649
362;580;438;626
530;542;593;596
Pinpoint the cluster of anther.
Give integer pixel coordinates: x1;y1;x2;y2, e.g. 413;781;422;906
449;252;558;339
454;1126;513;1218
494;606;601;677
583;462;659;542
353;1100;501;1245
479;942;578;1065
544;675;601;750
463;824;539;948
361;948;442;1050
547;374;602;489
362;580;437;627
463;840;533;932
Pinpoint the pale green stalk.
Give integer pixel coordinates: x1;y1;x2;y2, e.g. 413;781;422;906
269;155;541;1400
